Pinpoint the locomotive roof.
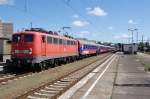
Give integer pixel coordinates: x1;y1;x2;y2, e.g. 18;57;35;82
14;31;77;41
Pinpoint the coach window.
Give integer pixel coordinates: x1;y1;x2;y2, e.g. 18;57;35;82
64;40;67;45
74;42;77;45
54;38;58;44
59;39;63;45
67;40;70;45
62;40;65;45
69;40;71;45
71;41;74;45
84;45;86;49
47;36;53;44
72;41;75;45
62;39;64;45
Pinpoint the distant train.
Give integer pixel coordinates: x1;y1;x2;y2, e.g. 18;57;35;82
6;28;115;71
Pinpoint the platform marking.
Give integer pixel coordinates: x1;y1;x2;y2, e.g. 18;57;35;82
81;55;117;99
58;54;116;99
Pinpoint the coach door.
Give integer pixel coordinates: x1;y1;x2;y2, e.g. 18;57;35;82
41;35;46;56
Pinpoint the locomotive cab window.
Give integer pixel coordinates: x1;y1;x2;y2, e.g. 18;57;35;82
12;35;21;42
24;34;33;42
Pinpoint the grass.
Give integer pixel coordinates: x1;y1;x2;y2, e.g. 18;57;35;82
144;63;150;71
144;52;150;55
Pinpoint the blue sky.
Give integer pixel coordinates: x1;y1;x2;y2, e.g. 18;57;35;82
0;0;149;43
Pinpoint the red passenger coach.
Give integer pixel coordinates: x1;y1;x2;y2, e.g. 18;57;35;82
9;28;79;70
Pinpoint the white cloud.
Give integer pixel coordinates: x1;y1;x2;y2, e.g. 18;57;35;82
72;14;79;18
0;0;14;5
108;26;113;30
87;7;107;16
128;19;138;25
113;34;131;39
72;20;89;27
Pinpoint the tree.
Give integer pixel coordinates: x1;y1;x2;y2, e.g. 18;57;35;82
138;42;144;52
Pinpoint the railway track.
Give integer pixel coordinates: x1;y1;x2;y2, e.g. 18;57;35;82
0;54;110;86
16;54;115;99
0;72;34;85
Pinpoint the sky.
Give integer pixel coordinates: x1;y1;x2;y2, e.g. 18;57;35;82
0;0;150;43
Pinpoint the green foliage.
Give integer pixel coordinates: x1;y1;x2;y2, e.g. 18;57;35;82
144;63;150;71
138;42;144;51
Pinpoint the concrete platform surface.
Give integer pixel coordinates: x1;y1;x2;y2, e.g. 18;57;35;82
112;54;150;99
66;53;150;99
69;54;119;99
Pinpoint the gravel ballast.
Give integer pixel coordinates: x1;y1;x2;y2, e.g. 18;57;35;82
0;54;110;99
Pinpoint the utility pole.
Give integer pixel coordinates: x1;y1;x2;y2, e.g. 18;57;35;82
128;28;135;43
128;37;130;43
30;22;32;28
25;0;27;12
135;29;138;44
142;35;144;43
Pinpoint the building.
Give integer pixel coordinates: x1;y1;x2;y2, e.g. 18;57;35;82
0;20;13;39
0;38;11;62
123;43;138;54
0;20;13;62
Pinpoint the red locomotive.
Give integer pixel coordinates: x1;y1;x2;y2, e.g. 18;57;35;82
7;28;79;70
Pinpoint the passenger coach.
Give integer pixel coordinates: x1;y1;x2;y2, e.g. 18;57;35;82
78;40;100;57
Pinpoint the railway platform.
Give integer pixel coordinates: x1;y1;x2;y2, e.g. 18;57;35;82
63;53;150;99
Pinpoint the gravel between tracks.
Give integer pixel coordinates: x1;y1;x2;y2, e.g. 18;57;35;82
0;54;110;99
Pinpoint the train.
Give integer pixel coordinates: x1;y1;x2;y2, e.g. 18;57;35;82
6;28;115;71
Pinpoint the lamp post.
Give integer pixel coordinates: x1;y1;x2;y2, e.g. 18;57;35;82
128;28;138;54
134;29;138;44
128;29;135;43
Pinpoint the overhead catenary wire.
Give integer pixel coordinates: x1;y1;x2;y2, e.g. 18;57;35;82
61;0;103;33
5;0;29;13
24;0;27;12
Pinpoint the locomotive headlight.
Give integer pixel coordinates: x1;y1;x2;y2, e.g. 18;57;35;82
15;50;19;53
29;48;32;54
24;48;32;54
14;48;32;54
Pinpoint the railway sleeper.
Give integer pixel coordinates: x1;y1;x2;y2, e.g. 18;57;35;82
34;92;54;97
54;83;71;86
40;89;59;93
45;86;63;91
30;94;54;99
38;90;58;95
56;81;71;84
49;84;68;88
27;95;49;99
